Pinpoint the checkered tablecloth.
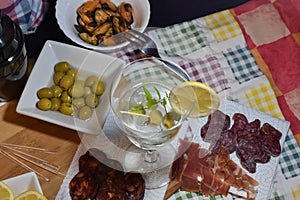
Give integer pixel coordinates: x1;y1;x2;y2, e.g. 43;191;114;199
1;0;48;34
108;0;300;199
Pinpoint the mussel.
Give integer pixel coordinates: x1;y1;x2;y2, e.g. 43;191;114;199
119;2;134;24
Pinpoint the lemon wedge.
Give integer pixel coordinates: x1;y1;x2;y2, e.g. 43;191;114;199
14;190;47;200
0;181;14;200
169;81;220;118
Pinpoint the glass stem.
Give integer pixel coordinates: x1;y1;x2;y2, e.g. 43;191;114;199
144;150;157;163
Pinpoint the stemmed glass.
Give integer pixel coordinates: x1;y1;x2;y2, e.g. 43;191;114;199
109;57;191;189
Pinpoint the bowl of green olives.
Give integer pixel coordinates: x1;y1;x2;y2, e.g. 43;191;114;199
17;40;124;134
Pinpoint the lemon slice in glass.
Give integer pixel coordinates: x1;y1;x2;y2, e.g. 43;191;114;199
169;81;220;118
0;181;14;200
14;190;47;200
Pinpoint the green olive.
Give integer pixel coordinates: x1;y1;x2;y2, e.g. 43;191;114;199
59;103;74;115
74;80;85;87
68;84;85;98
78;106;93;120
61;91;72;103
72;98;85;109
149;110;163;125
67;68;78;78
51;85;63;98
85;94;99;108
53;71;65;85
85;75;99;87
37;98;52;111
84;86;92;96
163;111;180;128
54;61;70;73
91;80;105;96
59;74;74;90
37;87;54;99
50;98;61;111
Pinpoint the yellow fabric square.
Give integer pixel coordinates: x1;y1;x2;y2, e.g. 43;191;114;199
203;10;242;42
245;82;283;118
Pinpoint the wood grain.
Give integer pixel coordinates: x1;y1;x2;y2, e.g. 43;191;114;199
0;100;80;199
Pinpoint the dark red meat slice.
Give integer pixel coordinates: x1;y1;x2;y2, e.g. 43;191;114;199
201;110;231;144
69;171;99;200
70;149;145;200
211;129;237;154
236;139;262;173
259;123;282;156
124;173;146;200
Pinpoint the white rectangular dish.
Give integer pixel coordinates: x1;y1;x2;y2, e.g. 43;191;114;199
2;172;43;196
17;40;124;134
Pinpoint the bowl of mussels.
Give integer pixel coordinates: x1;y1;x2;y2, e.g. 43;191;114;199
55;0;150;52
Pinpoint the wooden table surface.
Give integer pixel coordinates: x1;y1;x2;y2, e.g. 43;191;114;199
0;99;81;199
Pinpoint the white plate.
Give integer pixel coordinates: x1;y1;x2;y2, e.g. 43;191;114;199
2;172;43;196
17;40;124;134
55;0;150;52
56;100;290;200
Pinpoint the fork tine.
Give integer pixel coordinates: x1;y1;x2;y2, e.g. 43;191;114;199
123;31;146;48
123;33;143;47
127;30;147;43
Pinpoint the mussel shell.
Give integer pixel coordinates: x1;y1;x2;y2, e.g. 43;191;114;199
119;2;133;24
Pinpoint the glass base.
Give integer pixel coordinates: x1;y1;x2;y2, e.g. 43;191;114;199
123;143;177;189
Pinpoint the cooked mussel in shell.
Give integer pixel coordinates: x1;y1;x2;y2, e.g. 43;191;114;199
75;0;134;46
119;2;134;24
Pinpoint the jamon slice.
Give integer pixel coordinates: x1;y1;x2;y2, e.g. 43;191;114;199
215;146;259;197
167;140;258;199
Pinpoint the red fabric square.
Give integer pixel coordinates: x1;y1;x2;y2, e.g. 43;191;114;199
277;95;300;134
274;0;300;32
233;0;269;15
257;35;300;94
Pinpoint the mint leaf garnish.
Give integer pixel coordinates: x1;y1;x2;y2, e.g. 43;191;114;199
143;87;157;110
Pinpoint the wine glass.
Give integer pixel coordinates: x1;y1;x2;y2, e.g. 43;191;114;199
109;57;191;189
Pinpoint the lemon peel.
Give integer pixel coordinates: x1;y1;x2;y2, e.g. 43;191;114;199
169;81;220;118
0;181;14;200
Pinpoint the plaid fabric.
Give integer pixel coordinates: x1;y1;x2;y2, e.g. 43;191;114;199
233;0;300;140
177;56;229;93
153;18;212;56
223;44;264;84
109;1;300;199
279;132;300;179
170;191;231;200
124;61;182;87
202;10;242;42
1;0;48;34
244;82;283;118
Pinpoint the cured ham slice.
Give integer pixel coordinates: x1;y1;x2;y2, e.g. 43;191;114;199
168;139;258;200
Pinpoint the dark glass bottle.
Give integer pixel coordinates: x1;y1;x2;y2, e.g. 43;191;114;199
0;11;28;101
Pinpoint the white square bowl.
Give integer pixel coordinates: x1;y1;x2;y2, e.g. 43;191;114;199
17;40;124;134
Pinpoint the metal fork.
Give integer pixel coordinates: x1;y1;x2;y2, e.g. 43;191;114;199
122;30;191;81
